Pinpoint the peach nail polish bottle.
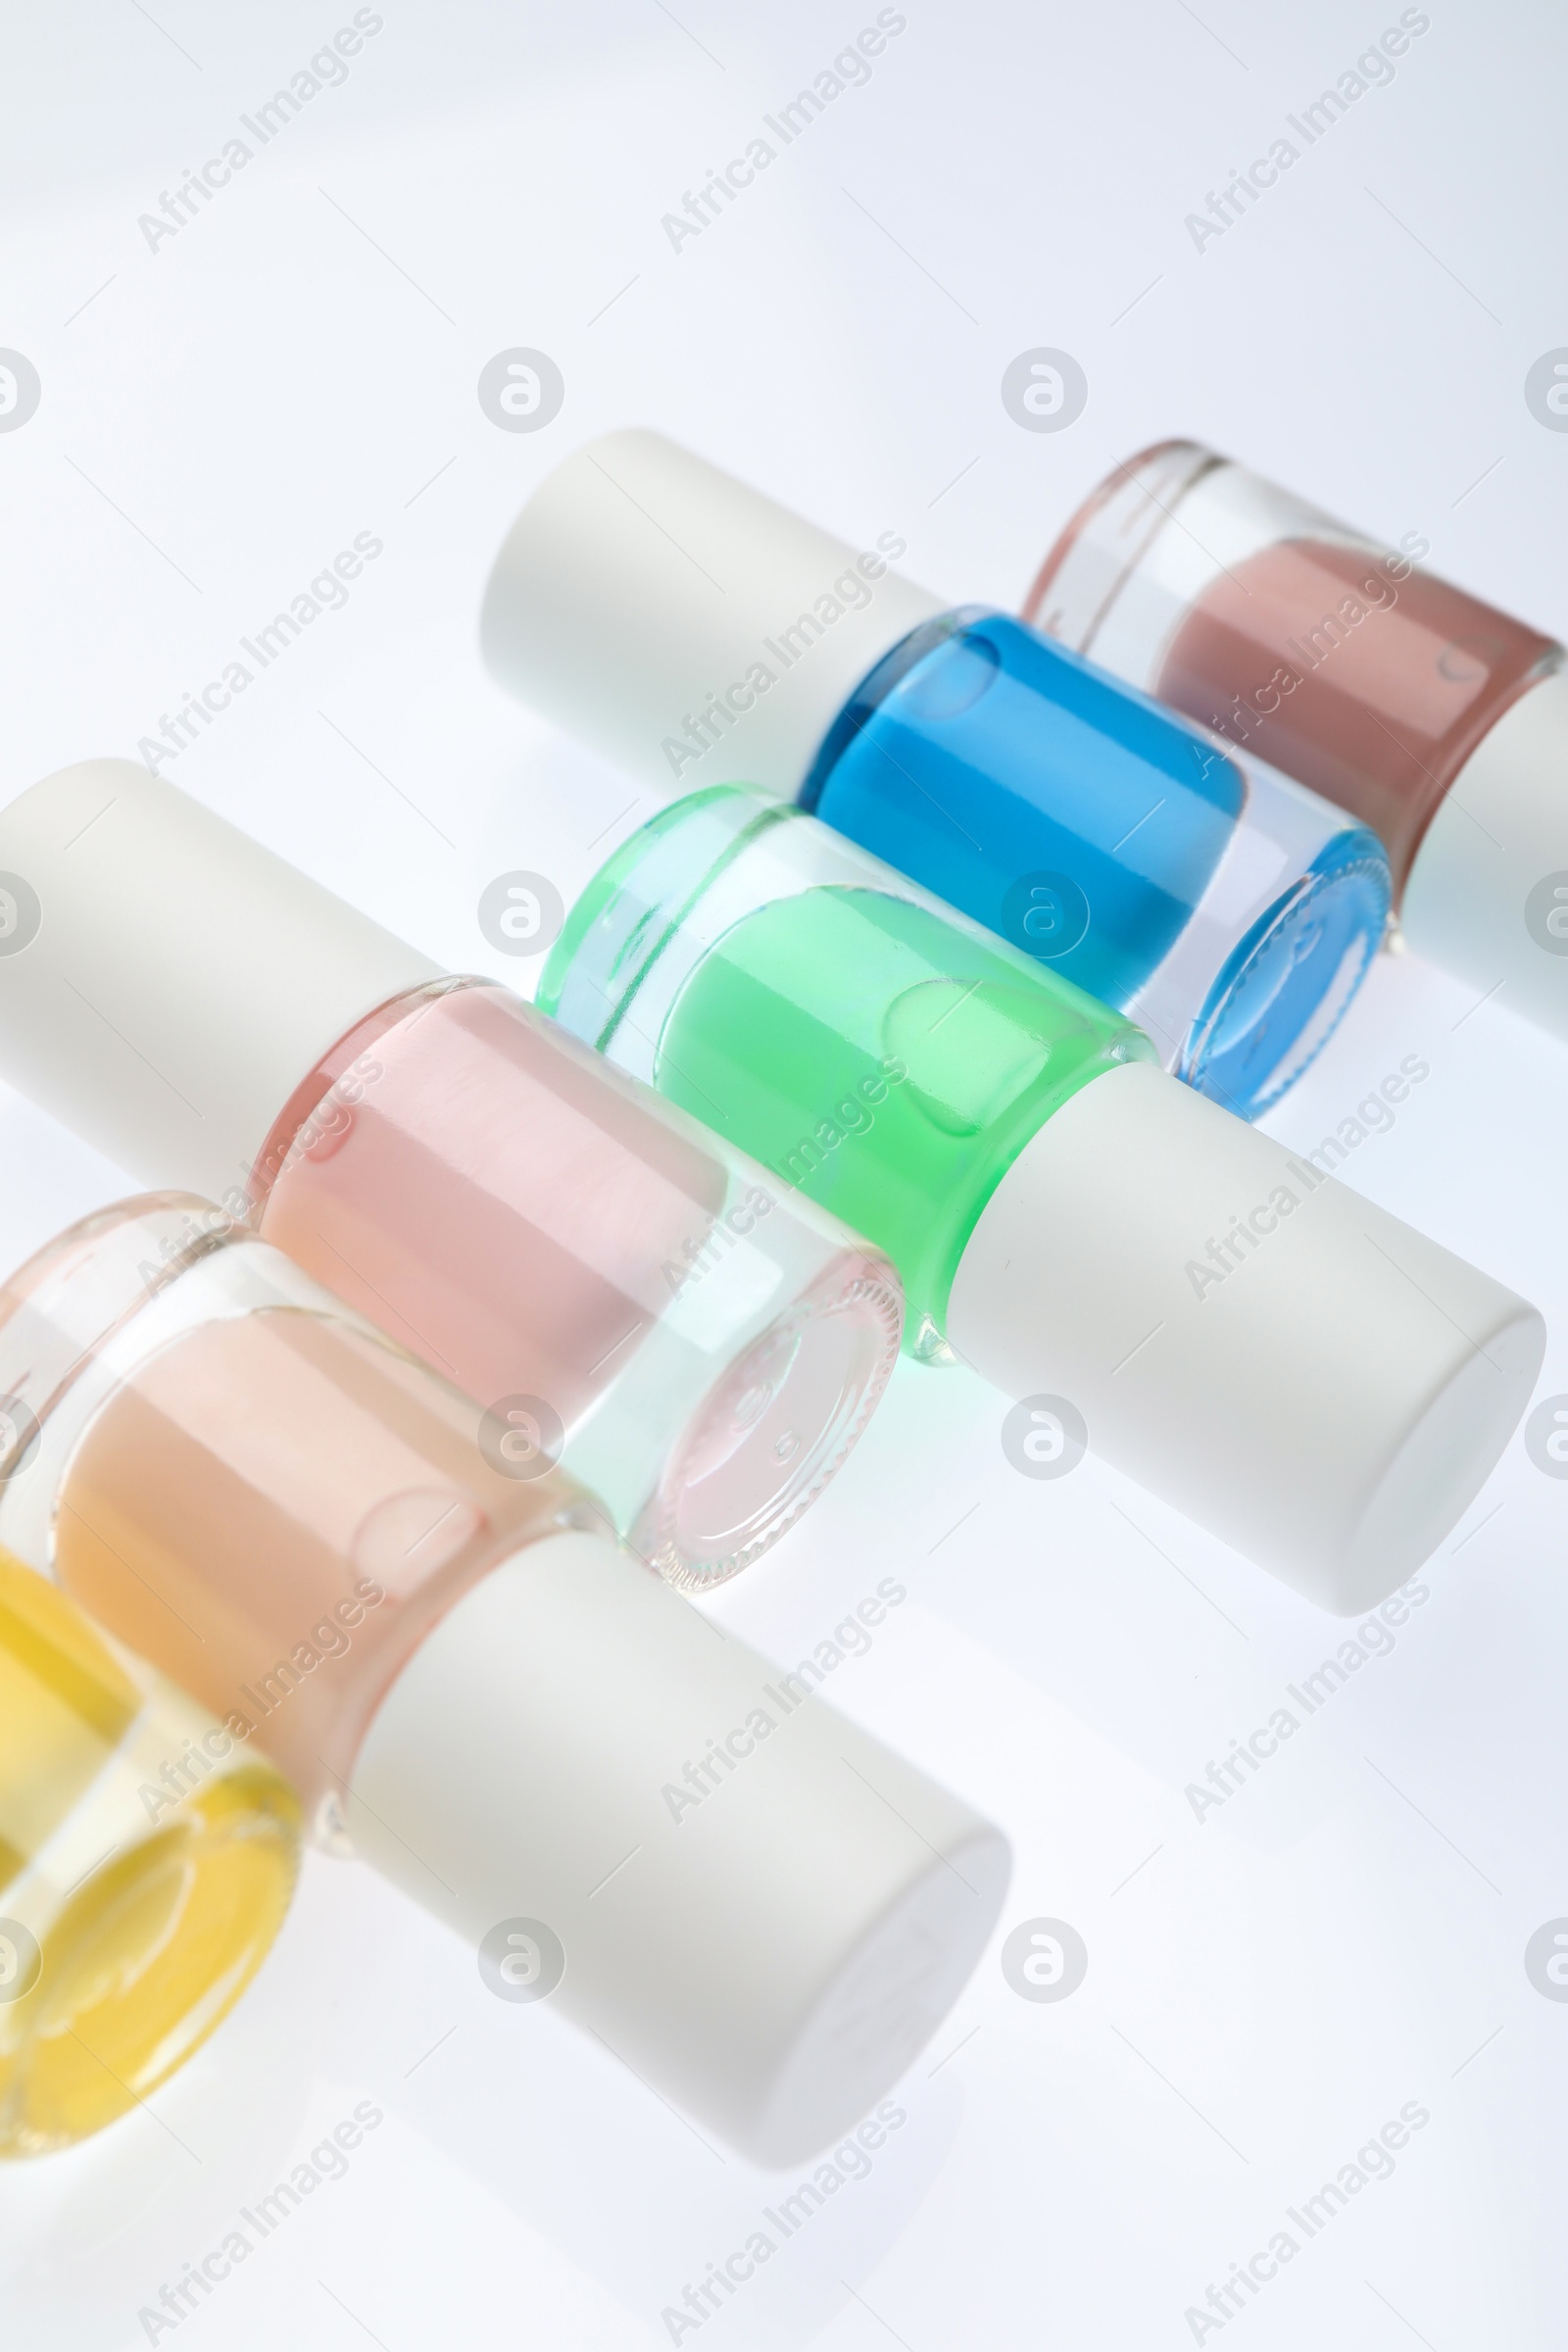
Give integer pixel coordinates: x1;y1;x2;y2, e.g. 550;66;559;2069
0;1196;1007;2164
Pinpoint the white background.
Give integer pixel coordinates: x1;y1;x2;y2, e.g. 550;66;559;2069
1;2;1566;2345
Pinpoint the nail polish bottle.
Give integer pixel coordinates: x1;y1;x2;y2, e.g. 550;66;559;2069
537;782;1543;1614
0;762;903;1591
1025;440;1568;1038
0;1195;1008;2165
480;429;1392;1118
0;1543;299;2155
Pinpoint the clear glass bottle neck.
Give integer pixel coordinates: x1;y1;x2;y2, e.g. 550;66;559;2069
1027;440;1373;685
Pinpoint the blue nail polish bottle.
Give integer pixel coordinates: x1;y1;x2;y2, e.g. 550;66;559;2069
800;608;1389;1117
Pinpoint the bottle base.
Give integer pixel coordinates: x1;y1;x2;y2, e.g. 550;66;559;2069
0;1767;299;2157
1177;834;1391;1121
633;1254;904;1592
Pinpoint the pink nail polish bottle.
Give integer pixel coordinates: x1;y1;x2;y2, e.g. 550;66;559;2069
0;762;902;1589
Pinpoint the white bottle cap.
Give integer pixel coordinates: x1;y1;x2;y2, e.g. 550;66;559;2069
947;1062;1543;1614
0;760;439;1200
345;1529;1009;2165
479;428;945;800
1403;669;1568;1041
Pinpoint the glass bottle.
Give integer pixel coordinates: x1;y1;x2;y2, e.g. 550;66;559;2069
540;782;1544;1616
1025;440;1568;1038
0;1194;1007;2166
0;761;903;1592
